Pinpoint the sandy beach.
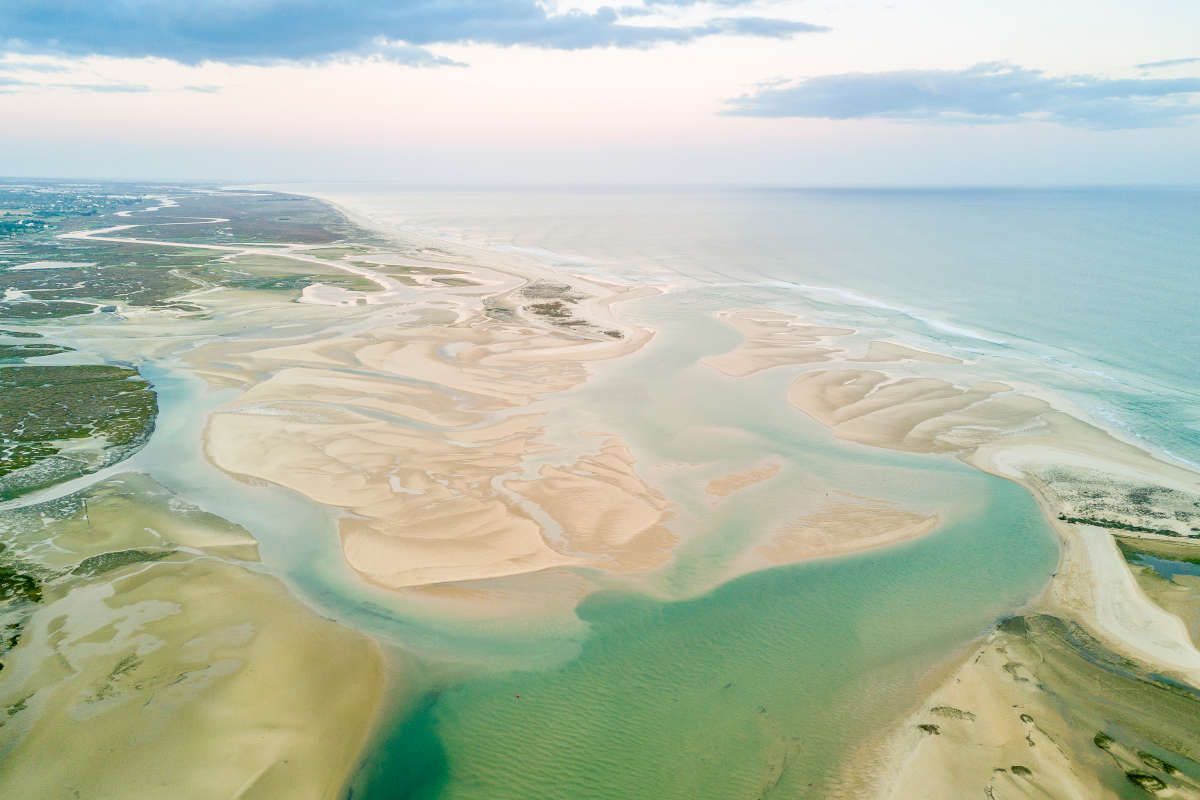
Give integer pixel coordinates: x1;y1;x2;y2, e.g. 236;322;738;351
700;307;1200;796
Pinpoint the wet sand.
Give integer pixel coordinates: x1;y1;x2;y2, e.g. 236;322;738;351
0;473;384;799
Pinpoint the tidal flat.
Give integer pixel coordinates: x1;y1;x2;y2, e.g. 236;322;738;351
1;182;1199;799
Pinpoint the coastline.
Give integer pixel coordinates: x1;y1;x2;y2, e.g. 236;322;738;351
747;337;1200;795
8;184;1197;797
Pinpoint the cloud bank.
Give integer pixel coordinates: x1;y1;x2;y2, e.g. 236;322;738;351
0;1;826;65
724;63;1200;129
1136;57;1200;70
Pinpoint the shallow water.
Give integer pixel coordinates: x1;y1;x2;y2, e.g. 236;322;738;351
352;480;1054;799
343;281;1058;797
1132;553;1200;582
295;185;1199;797
21;185;1177;796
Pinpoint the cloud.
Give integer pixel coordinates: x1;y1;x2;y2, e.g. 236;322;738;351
61;83;150;93
723;62;1200;128
1136;57;1200;70
0;75;151;93
0;58;70;73
0;1;826;65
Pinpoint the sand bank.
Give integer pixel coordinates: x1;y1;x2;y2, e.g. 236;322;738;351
200;266;667;589
0;473;384;799
785;368;1200;676
0;558;384;799
705;458;782;502
852;340;963;365
695;306;1200;794
727;496;939;579
703;309;852;377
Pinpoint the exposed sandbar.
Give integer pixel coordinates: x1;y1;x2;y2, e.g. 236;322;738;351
703;309;852;377
852;340;962;365
705;458;782;502
200;274;668;590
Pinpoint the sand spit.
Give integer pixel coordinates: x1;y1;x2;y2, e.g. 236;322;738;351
785;368;1200;676
703;309;852;377
200;272;667;590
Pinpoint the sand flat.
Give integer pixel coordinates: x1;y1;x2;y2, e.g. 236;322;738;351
200;270;670;590
725;495;939;579
0;558;384;800
703;309;852;377
509;438;676;571
869;613;1200;800
853;340;962;365
705;458;783;502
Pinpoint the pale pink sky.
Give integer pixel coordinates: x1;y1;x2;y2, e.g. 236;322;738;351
2;0;1198;184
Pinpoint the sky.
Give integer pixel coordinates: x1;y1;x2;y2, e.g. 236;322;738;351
1;0;1199;185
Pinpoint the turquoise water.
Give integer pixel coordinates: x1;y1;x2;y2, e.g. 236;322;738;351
307;185;1198;798
352;480;1054;799
27;186;1182;797
338;265;1060;797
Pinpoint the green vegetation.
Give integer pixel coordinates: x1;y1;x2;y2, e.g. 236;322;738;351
0;365;157;499
126;191;370;245
0;299;97;319
527;300;573;318
0;343;73;362
0;558;41;604
1057;513;1192;537
72;548;171;577
1039;466;1200;537
520;281;581;301
0;182;140;239
997;614;1200;797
